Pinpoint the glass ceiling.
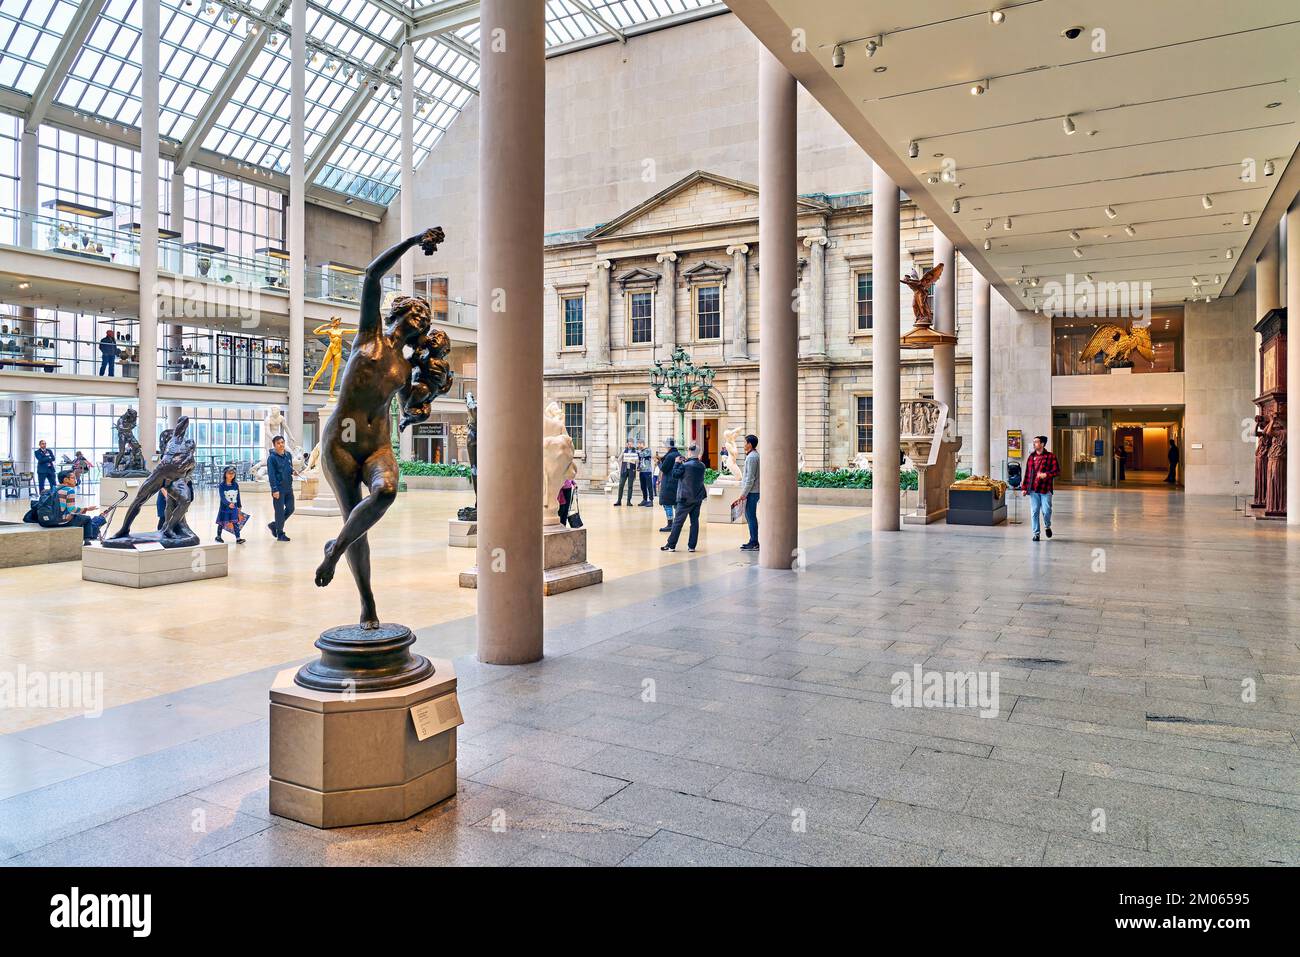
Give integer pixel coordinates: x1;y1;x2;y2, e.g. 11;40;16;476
0;0;722;208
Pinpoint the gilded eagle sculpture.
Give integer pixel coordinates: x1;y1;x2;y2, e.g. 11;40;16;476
1080;323;1154;368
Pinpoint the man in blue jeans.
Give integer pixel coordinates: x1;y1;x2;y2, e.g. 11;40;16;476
733;433;760;551
1023;434;1060;542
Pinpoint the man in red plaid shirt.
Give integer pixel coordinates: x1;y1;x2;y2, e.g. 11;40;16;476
1023;435;1060;542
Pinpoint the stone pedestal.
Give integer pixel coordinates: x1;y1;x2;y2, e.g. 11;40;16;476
244;478;302;496
82;540;228;587
902;435;962;525
448;518;477;547
705;478;741;524
296;479;341;517
946;488;1007;526
459;524;602;595
97;475;147;536
269;659;460;829
0;522;84;568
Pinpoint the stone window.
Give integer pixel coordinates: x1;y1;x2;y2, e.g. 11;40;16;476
628;291;653;345
563;400;584;452
856;395;873;453
855;271;873;331
561;294;585;349
695;284;721;340
623;399;647;445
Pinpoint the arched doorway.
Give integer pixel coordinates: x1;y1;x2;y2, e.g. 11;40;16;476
686;392;724;470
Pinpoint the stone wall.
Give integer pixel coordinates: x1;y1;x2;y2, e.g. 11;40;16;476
1184;289;1257;495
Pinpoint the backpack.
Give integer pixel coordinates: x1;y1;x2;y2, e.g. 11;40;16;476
34;485;65;526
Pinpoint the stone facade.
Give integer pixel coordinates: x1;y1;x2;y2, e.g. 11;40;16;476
539;170;975;487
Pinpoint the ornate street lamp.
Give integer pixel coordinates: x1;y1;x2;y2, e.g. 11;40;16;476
650;346;716;446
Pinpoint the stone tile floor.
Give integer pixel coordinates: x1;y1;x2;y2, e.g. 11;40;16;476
2;489;1298;866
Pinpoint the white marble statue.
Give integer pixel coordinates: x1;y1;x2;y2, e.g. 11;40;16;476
262;407;294;450
542;400;577;527
720;426;745;481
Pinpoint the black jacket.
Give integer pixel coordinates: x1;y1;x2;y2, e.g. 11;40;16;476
267;449;295;494
673;457;707;506
99;336;116;358
658;448;681;505
35;447;55;471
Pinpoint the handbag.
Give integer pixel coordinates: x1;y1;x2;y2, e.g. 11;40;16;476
566;488;583;529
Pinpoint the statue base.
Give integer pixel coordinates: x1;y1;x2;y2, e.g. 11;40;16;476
448;518;477;547
705;477;742;523
459;525;602;595
82;540;228;588
269;659;459;829
97;475;147;536
294;622;434;693
296;485;341;517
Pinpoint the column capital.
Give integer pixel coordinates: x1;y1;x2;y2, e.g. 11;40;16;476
655;251;679;265
726;244;750;256
592;258;612;272
802;235;829;249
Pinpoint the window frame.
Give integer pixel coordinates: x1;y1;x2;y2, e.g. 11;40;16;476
692;282;723;342
560;293;586;352
855;393;874;454
625;289;654;348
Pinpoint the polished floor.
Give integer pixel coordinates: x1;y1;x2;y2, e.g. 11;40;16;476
1;487;1298;866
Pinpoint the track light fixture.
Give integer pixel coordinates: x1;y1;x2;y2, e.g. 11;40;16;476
1082;273;1094;282
1003;217;1012;230
990;10;1006;24
926;173;940;185
1124;225;1136;237
1073;248;1084;258
1263;159;1275;177
1062;115;1077;135
908;140;919;159
1242;212;1252;226
970;80;989;96
1104;205;1117;220
831;44;845;68
1201;194;1213;209
1225;248;1233;260
983;239;991;251
865;36;882;57
1068;229;1080;241
951;199;961;214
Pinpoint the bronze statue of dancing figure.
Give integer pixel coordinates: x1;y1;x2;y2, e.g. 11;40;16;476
104;417;199;548
315;228;452;628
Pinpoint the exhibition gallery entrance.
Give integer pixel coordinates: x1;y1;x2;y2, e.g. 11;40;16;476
1053;407;1184;489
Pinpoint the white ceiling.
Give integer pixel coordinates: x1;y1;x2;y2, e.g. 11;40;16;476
725;0;1300;309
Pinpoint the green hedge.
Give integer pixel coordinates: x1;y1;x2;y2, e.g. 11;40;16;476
397;460;472;477
703;467;972;491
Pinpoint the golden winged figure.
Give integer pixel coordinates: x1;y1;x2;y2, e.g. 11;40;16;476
1079;323;1154;369
900;263;944;322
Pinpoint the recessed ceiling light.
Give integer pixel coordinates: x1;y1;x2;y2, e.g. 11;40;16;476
874;66;887;73
933;152;944;158
1266;101;1281;108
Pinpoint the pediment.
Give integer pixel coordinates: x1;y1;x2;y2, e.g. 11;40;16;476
617;267;661;287
682;259;730;282
588;171;827;241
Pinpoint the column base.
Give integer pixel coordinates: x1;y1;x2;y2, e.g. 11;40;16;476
903;508;948;525
460;525;602;594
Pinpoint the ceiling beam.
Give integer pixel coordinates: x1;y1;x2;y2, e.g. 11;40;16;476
572;1;627;44
409;1;481;43
304;24;408;184
174;0;291;176
25;0;108;133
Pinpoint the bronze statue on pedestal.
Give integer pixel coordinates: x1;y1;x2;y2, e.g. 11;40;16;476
103;418;198;549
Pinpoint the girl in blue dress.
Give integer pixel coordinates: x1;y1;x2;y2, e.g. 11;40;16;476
216;466;248;544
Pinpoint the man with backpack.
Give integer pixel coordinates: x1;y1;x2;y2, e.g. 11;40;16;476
27;470;105;543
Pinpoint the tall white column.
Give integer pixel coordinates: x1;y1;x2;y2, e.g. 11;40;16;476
1256;227;1281;397
656;252;677;356
477;0;546;665
1287;199;1300;526
15;126;38;466
727;244;749;361
803;233;828;357
137;0;160;459
972;271;991;476
400;40;415;298
287;0;306;443
166;172;185;429
933;229;956;417
871;164;900;531
757;47;798;569
590;259;611;365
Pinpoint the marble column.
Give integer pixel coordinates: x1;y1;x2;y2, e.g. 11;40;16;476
14;126;37;469
727;244;749;360
871;163;901;531
590;259;611;365
933;229;956;419
656;251;677;356
137;0;160;458
166;167;186;430
1287;198;1300;526
757;47;798;569
477;0;546;664
972;270;991;477
286;0;306;445
803;233;828;357
1255;227;1281;397
400;40;415;298
166;324;183;429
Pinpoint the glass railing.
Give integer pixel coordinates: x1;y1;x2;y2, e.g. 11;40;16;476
0;207;141;265
0;329;142;378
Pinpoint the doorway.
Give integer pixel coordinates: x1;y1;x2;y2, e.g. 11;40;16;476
1053;406;1183;489
690;417;718;470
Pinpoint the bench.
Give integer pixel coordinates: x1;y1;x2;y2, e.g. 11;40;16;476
0;521;85;568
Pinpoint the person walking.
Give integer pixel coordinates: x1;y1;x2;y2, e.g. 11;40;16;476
34;440;56;494
657;438;681;532
98;329;117;377
732;433;760;551
557;477;577;527
637;440;654;506
1023;434;1060;542
662;443;707;552
216;466;249;543
266;435;296;541
1165;438;1180;484
614;438;638;506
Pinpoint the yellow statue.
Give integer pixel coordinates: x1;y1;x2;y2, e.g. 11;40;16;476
307;316;358;397
1079;323;1154;369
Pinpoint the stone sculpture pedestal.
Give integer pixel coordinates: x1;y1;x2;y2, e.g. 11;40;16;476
459;525;602;595
901;436;962;525
704;477;741;524
448;518;477;548
82;541;228;588
296;478;341;517
98;475;147;536
269;656;459;829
